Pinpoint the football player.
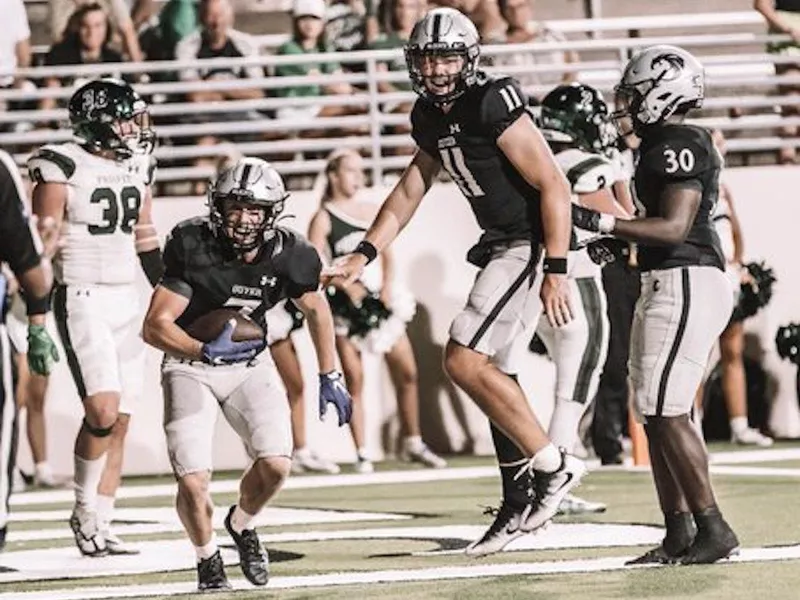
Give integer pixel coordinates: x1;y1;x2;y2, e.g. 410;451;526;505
325;7;586;557
572;45;740;564
534;83;631;516
141;157;352;591
28;78;162;557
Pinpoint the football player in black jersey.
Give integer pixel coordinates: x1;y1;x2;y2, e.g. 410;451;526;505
325;7;587;556
142;158;352;591
572;45;740;565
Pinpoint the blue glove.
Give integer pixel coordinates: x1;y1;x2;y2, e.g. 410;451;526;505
201;319;266;365
319;371;353;426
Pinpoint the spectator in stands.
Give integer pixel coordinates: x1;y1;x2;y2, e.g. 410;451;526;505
491;0;577;99
433;0;505;40
755;0;800;164
40;3;126;112
1;0;36;132
371;0;426;152
50;0;144;62
141;0;199;63
176;0;265;192
131;0;159;29
325;0;380;55
275;0;362;121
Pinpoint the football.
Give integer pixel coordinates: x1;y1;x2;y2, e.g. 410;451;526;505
185;308;265;343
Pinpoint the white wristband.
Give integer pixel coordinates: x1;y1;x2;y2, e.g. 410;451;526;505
598;213;616;234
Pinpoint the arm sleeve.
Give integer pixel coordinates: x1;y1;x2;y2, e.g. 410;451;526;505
160;231;193;298
480;77;529;141
0;157;41;275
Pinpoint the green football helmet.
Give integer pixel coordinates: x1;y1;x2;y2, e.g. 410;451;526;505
538;83;617;154
68;78;155;159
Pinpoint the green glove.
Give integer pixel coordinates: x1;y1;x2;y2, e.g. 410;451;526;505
27;324;59;376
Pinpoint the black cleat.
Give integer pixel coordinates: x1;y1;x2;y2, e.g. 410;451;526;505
679;508;739;565
224;505;269;586
197;550;232;592
626;511;696;566
626;545;683;565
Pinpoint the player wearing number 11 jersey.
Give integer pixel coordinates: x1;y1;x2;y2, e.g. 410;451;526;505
28;78;162;557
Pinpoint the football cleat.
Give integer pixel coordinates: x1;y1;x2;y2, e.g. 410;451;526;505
626;544;684;565
197;550;232;592
521;452;587;532
400;443;447;469
224;506;269;586
731;427;773;447
291;448;341;474
557;494;607;516
354;455;374;474
103;531;141;555
465;502;528;557
679;508;739;565
69;505;107;557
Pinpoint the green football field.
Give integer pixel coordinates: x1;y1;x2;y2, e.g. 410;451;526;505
3;443;800;600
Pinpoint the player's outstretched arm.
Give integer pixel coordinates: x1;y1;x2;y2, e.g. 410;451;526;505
142;285;203;360
294;289;337;375
323;148;439;287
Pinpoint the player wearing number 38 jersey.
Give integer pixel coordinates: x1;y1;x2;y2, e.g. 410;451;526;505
28;78;161;558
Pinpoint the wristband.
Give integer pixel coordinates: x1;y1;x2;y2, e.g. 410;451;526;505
598;214;616;234
543;257;568;275
25;291;52;316
354;240;378;265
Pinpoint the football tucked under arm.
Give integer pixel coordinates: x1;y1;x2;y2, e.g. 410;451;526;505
185;308;265;343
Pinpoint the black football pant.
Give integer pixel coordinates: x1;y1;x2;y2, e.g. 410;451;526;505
591;258;640;463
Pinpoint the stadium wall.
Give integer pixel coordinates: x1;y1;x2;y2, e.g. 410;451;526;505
16;165;800;476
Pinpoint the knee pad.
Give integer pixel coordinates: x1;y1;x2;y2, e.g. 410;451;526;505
83;417;114;438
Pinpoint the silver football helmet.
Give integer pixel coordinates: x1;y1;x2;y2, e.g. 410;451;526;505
404;7;480;105
613;45;704;134
209;157;289;251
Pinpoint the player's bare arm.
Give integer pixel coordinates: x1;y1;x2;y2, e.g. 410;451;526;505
497;116;574;326
134;187;164;286
578;187;631;218
142;285;203;360
293;290;337;374
324;148;439;286
31;181;67;259
605;184;700;245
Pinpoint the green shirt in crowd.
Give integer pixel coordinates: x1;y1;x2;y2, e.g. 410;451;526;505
274;40;340;98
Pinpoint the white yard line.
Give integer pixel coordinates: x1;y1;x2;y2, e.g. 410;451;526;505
11;448;800;509
3;544;800;600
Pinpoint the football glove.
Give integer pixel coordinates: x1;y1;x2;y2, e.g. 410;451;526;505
319;371;353;426
587;238;629;266
27;324;60;376
201;319;266;365
572;205;616;233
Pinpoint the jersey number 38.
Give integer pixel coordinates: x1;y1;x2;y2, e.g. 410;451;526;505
89;186;141;235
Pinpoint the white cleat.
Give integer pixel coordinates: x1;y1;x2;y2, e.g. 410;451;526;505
522;452;588;533
291;448;341;474
354;456;374;474
103;531;141;555
731;427;774;447
465;502;528;557
557;493;607;516
400;444;447;469
69;505;107;557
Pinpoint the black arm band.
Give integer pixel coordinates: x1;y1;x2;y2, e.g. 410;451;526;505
542;257;568;275
25;291;52;316
139;248;165;287
354;240;378;265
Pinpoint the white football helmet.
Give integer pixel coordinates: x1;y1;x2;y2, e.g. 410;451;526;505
209;157;289;251
613;45;704;133
404;8;480;105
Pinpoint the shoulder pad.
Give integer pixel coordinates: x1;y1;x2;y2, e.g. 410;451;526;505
556;149;615;194
640;127;717;180
27;145;77;184
480;76;528;139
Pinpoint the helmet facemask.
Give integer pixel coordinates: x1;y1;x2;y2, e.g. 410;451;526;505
405;44;479;105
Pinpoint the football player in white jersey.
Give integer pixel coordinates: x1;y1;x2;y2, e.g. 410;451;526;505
28;78;162;557
533;83;630;516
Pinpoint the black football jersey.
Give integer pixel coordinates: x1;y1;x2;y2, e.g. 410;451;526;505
411;73;543;246
633;123;725;272
161;218;321;330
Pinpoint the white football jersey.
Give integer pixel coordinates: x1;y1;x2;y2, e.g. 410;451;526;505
555;148;616;279
28;142;155;286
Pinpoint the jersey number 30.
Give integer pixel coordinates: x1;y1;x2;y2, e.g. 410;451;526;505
88;186;141;235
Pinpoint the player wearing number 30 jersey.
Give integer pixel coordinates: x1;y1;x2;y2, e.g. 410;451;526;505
28;78;161;558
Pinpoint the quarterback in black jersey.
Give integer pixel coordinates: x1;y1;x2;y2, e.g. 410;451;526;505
326;7;586;556
572;45;739;565
142;158;352;591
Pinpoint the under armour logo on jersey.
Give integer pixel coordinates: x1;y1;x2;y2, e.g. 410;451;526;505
449;123;461;134
261;275;277;287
